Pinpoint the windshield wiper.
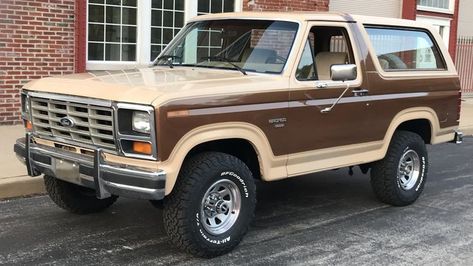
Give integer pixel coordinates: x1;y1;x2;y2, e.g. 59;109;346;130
201;56;247;75
153;55;182;68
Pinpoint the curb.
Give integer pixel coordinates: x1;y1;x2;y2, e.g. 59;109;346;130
0;175;45;200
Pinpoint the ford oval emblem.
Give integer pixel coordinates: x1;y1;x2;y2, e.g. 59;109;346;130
59;117;75;128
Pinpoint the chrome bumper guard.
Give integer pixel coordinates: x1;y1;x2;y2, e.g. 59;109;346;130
14;133;166;200
452;130;464;144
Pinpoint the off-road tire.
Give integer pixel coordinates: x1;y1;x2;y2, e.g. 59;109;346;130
371;130;428;206
163;152;256;258
44;175;118;214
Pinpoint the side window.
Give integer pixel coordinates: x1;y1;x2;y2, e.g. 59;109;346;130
296;39;316;80
296;27;355;81
365;27;446;71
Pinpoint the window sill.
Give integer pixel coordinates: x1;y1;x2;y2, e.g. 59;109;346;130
86;61;150;71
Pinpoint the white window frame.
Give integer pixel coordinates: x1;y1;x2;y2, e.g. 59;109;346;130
86;0;243;70
417;0;455;14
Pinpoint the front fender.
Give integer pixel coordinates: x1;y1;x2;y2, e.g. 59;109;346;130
157;122;287;195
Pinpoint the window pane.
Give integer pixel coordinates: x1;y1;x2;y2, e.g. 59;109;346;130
417;0;450;9
88;24;104;41
151;45;162;60
106;25;121;42
152;0;162;8
366;27;446;70
106;6;121;24
89;5;104;23
224;0;234;12
175;11;184;27
296;40;316;80
198;0;210;13
163;28;174;44
123;0;137;7
106;0;121;5
151;28;162;44
90;0;104;3
105;44;120;60
163;11;173;27
122;44;136;61
88;43;104;60
210;31;222;46
210;0;223;13
122;26;136;43
175;0;184;11
164;0;173;9
122;8;136;25
152;10;162;26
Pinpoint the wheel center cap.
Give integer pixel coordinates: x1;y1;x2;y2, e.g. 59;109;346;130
215;200;228;214
204;193;226;217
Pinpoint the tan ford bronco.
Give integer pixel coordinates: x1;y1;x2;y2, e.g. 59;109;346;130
14;12;463;257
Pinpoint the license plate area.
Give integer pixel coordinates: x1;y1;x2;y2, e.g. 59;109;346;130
52;158;81;184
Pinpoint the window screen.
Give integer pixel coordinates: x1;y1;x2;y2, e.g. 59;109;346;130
366;27;446;71
417;0;450;10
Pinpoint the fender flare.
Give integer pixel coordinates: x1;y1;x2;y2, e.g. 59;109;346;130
380;107;439;158
159;122;286;195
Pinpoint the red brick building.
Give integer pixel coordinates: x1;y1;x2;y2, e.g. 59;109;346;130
0;0;461;125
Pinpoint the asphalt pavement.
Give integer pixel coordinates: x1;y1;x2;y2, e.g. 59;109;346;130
1;138;472;265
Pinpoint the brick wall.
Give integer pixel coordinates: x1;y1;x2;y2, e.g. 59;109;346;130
0;0;75;125
243;0;329;11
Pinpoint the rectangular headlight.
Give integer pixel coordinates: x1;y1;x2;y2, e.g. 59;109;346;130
132;111;151;134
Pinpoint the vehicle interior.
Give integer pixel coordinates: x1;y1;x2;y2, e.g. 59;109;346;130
296;27;355;81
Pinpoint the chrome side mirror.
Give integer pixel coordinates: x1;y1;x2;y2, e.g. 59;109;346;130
330;64;357;82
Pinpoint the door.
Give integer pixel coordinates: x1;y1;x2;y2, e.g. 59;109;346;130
286;22;374;176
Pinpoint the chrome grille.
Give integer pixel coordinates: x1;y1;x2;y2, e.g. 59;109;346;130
30;97;116;150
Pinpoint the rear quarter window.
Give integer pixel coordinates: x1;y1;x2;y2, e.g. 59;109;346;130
365;26;446;71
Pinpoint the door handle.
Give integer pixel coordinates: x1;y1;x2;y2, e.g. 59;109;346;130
352;88;369;97
316;82;328;88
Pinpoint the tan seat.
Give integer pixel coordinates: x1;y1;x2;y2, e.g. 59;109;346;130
379;58;390;70
314;52;348;80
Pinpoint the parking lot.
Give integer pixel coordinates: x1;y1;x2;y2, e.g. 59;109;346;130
0;138;472;265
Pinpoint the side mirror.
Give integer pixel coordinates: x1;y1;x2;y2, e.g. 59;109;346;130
330;64;357;82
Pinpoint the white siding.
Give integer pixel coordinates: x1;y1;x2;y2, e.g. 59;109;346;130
329;0;401;18
458;0;473;37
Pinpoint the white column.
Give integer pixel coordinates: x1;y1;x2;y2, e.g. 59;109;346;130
137;0;152;65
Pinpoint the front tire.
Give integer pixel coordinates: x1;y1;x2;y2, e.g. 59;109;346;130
370;131;428;206
163;152;256;258
44;175;118;214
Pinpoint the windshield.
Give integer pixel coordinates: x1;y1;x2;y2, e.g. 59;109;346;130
153;19;299;74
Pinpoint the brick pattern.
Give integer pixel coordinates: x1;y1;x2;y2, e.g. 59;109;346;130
243;0;329;12
0;0;75;125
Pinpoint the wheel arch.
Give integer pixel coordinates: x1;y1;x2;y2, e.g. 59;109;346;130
380;107;439;158
159;122;286;196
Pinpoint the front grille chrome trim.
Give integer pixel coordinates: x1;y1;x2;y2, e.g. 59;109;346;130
30;93;117;151
28;91;112;107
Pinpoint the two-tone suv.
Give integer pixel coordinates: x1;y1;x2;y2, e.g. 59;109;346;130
14;12;463;257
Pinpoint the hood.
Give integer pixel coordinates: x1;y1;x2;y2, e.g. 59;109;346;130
24;67;286;106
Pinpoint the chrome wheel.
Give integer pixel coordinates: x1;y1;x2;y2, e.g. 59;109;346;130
397;149;421;190
201;179;241;235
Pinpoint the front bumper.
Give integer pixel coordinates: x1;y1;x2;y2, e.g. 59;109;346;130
14;133;166;200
